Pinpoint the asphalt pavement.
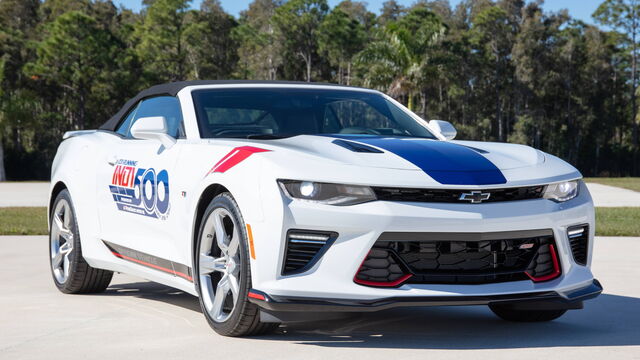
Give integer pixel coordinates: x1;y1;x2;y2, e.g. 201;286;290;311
0;236;638;360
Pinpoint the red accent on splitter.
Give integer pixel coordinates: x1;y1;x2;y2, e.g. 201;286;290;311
205;146;270;176
353;250;413;287
354;274;413;287
247;291;266;301
525;244;562;282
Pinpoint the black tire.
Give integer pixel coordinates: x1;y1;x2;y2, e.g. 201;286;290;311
195;192;279;337
49;189;113;294
489;304;567;322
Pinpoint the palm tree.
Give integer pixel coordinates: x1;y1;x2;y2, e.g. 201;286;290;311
356;7;446;117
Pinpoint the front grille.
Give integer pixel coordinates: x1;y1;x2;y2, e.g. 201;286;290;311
354;248;409;286
567;224;589;265
372;185;545;203
355;230;560;286
282;230;337;275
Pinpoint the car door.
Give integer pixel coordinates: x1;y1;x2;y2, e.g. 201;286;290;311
96;96;185;264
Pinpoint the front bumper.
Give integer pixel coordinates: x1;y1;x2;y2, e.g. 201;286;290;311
251;181;597;302
248;279;602;312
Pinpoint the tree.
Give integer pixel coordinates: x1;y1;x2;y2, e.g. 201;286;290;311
318;5;366;84
356;6;446;117
272;0;329;81
379;0;405;25
594;0;640;170
234;0;283;80
184;0;238;79
0;0;40;181
24;11;120;130
134;0;192;82
470;5;519;141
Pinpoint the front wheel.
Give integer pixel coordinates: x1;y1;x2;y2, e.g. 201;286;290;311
49;189;113;293
489;304;567;322
195;193;278;336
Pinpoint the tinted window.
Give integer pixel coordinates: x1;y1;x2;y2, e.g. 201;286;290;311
191;88;436;139
116;105;138;137
117;96;185;139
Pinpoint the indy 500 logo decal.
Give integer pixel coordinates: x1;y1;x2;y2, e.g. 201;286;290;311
109;159;170;220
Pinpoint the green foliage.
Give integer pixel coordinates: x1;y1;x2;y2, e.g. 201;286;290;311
318;4;366;84
0;207;48;235
595;207;640;237
134;0;192;82
272;0;329;81
0;0;639;180
3;205;639;237
586;177;640;192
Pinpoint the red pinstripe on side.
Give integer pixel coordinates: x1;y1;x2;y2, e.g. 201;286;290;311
111;251;193;282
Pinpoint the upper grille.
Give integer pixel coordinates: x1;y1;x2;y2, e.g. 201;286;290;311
567;224;589;265
355;230;560;286
372;185;545;203
282;230;337;275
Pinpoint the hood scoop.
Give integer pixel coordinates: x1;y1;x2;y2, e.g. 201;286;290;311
332;139;383;153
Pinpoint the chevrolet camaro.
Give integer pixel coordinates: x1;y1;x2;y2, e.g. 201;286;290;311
48;80;602;336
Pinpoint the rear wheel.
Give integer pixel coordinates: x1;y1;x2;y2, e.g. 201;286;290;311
195;193;278;336
49;189;113;293
489;304;567;322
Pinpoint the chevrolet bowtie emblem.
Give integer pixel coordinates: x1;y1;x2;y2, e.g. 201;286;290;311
459;191;491;204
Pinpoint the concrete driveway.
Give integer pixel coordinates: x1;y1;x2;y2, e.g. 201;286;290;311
0;182;49;207
0;236;638;359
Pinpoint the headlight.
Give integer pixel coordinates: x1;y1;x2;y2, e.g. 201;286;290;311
278;180;377;206
543;180;579;202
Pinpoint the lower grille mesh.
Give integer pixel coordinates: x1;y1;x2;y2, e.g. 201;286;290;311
355;230;560;286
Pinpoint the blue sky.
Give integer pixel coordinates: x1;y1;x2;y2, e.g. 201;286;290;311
113;0;603;24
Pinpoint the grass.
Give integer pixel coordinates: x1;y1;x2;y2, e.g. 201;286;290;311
584;177;640;192
595;207;640;237
0;206;638;237
0;207;48;235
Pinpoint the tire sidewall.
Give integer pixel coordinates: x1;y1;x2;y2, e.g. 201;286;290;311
49;189;81;293
194;193;253;334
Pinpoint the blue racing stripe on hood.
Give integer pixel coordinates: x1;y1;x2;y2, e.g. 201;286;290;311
327;135;507;185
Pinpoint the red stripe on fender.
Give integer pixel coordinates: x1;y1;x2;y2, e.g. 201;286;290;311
206;146;270;176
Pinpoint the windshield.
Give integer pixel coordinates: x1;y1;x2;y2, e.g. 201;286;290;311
191;88;437;139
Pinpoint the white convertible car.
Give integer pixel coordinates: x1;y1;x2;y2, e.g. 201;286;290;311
49;81;601;336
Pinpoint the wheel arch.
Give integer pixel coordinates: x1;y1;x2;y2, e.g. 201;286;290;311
192;183;231;261
49;181;68;219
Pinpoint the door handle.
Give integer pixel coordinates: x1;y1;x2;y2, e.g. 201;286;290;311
107;155;118;166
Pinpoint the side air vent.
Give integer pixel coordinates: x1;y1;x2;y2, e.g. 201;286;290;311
332;139;383;153
282;230;338;275
567;224;589;265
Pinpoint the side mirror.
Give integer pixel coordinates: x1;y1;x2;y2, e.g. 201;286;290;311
130;116;176;148
429;120;457;140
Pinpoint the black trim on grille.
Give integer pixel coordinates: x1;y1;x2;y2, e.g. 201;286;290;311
282;230;338;275
357;230;560;285
567;224;589;265
372;185;545;203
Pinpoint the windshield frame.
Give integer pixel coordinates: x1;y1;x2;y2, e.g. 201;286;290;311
186;85;441;141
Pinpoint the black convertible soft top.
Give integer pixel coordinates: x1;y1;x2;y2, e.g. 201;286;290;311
99;80;351;131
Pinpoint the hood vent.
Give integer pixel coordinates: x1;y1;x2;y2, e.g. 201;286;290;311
332;139;383;153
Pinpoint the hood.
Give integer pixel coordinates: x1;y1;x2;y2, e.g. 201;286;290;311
250;135;551;186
